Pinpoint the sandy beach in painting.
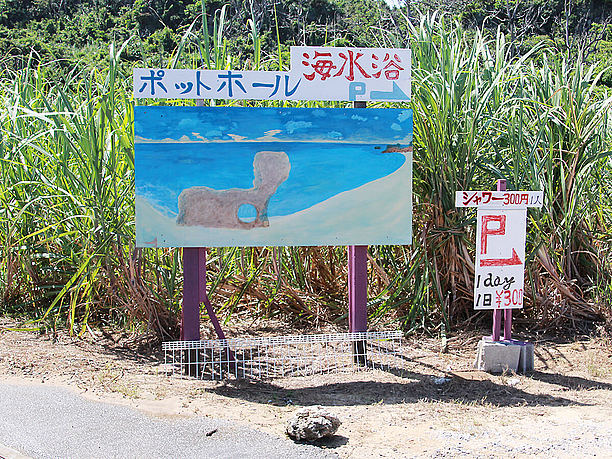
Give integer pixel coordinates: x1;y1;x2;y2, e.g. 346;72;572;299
136;151;412;247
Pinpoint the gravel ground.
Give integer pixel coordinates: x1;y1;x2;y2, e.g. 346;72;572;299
427;417;612;458
0;383;338;459
1;322;611;458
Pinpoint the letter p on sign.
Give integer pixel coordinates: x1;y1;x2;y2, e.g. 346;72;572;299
481;215;506;254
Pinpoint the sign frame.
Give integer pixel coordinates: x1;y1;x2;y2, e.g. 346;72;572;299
134;46;411;102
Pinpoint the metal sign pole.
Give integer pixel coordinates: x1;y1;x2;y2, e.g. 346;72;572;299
348;100;368;364
181;247;203;341
181;247;227;340
491;179;506;341
180;99;227;343
348;245;368;333
498;175;513;341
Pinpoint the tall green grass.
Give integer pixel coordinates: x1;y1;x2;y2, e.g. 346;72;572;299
1;11;611;338
1;48;180;338
406;13;612;331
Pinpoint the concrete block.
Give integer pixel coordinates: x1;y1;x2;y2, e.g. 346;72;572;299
510;339;535;373
474;337;534;373
475;337;520;373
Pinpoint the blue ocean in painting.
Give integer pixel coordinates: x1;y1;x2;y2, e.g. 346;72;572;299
137;142;406;217
135;106;413;219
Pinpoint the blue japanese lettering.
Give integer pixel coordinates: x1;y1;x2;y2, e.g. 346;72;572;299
139;70;167;96
217;71;246;97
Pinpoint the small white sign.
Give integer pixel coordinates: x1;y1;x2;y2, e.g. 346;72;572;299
455;191;543;208
474;208;526;310
134;46;411;102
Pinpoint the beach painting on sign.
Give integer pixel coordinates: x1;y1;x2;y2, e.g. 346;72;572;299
135;106;413;247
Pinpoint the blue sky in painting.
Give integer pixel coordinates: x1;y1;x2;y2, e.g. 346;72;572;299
135;106;413;217
135;106;412;144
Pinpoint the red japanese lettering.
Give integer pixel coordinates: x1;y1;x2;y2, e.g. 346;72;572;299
371;53;404;80
301;52;337;81
333;50;371;81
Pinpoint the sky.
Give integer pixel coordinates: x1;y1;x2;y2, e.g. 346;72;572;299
384;0;406;8
134;106;413;145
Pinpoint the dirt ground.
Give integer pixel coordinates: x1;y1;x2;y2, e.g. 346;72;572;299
1;318;611;458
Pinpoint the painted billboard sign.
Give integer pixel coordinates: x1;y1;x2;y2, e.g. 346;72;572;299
456;190;543;310
135;106;413;248
134;46;411;102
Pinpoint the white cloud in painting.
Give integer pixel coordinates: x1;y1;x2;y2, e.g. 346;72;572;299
285;120;312;134
192;132;206;141
327;131;343;140
135;135;191;144
134;135;152;143
257;129;282;141
351;114;368;121
390;123;402;131
397;110;411;122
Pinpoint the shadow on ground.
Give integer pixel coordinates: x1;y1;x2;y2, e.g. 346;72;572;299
288;435;349;449
528;371;612;391
206;365;596;409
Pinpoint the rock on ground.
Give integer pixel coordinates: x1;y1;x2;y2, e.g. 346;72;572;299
286;405;341;442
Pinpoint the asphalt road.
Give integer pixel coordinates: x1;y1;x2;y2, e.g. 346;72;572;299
0;383;338;459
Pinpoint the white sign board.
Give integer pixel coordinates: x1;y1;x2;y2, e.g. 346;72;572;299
134;46;411;102
474;208;526;310
458;188;542;310
455;191;543;208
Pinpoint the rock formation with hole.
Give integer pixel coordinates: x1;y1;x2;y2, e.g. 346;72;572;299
176;151;290;229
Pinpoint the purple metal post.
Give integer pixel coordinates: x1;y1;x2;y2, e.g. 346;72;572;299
348;245;368;333
503;308;512;341
349;100;368;334
348;101;368;364
502;186;512;338
491;179;507;341
348;244;368;365
182;248;228;341
181;247;203;341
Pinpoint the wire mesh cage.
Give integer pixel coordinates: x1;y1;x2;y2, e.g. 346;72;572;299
162;331;404;380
